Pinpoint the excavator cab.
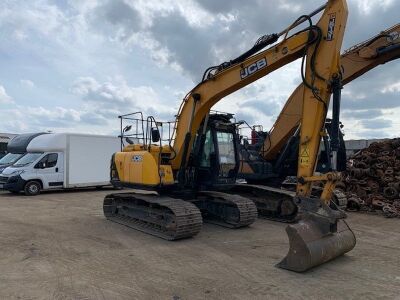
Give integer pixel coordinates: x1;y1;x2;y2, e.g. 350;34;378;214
189;113;240;187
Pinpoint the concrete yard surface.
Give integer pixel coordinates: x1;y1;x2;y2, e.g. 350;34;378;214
0;189;399;300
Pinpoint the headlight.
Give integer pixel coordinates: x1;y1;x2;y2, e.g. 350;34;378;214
10;170;24;176
0;167;5;173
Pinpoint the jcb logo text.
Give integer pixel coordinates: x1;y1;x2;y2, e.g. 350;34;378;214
240;58;267;79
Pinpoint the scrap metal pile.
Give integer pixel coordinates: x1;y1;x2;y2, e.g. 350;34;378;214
336;138;400;218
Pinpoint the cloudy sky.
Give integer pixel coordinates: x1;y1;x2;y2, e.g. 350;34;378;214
0;0;399;139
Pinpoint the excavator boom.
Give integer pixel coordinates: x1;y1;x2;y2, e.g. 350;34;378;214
170;2;347;173
171;29;310;170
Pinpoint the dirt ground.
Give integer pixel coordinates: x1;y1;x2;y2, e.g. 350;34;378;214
0;189;399;300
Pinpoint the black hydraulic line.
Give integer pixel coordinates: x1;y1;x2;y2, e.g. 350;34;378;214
204;33;279;78
273;126;300;173
202;2;327;81
364;34;392;47
330;75;342;171
119;115;123;151
229;34;279;66
178;93;201;185
191;113;210;188
277;3;327;37
322;128;332;171
376;43;400;58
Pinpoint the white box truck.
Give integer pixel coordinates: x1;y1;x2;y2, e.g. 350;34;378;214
0;133;120;195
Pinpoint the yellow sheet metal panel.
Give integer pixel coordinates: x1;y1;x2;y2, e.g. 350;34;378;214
159;165;174;185
123;144;144;152
115;150;174;186
114;152;128;181
127;151;159;185
129;152;143;184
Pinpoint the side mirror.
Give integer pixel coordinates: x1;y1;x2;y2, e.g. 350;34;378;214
125;137;134;145
123;125;132;133
151;128;160;143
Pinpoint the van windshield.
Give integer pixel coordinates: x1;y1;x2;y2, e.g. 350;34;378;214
13;153;43;167
0;153;24;165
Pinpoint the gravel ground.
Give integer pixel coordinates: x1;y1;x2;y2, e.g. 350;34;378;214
0;189;399;300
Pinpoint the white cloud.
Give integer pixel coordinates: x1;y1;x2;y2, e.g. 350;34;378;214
382;81;400;93
0;75;179;134
0;105;105;134
13;29;28;41
25;106;81;122
278;1;301;13
71;77;100;95
0;85;14;104
20;79;35;88
356;0;394;15
72;76;162;108
0;1;68;39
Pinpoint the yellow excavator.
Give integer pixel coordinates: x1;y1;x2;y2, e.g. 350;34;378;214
104;0;354;272
239;23;400;184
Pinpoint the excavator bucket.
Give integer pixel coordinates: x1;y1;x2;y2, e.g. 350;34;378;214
277;197;356;272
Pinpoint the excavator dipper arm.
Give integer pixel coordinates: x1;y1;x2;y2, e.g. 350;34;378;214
275;0;356;272
264;23;400;161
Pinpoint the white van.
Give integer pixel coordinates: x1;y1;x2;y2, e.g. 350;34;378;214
0;132;48;174
0;133;120;195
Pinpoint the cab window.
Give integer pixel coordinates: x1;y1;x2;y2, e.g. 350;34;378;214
35;153;58;169
216;131;236;177
200;130;215;167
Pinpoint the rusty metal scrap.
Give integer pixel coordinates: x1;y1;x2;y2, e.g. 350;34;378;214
337;138;400;218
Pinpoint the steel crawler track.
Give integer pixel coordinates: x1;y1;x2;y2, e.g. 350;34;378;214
198;191;258;228
103;193;203;240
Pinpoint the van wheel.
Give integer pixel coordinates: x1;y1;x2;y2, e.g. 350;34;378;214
24;181;41;196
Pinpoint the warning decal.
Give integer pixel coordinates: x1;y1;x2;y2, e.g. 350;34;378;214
300;146;310;165
327;13;336;41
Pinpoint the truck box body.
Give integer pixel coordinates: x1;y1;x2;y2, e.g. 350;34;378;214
8;132;47;154
27;133;120;188
0;133;120;194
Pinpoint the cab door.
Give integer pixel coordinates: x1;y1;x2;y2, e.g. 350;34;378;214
214;130;238;181
34;153;63;189
196;129;218;185
55;152;64;185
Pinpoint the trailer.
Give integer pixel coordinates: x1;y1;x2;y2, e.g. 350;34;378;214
0;133;120;195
